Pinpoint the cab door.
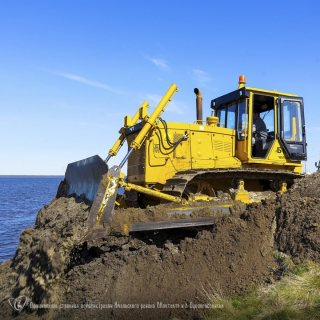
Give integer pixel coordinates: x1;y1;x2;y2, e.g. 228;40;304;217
278;97;307;161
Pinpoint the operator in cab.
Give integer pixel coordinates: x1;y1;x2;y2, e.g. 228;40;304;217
252;110;268;157
252;111;267;145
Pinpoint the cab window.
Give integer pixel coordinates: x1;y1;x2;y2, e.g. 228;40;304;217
237;100;247;131
217;107;226;127
283;101;303;142
237;100;248;139
226;103;236;129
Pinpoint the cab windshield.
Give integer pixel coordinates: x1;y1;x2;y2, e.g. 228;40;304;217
283;101;303;143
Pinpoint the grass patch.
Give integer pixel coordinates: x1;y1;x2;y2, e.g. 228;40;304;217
204;255;320;320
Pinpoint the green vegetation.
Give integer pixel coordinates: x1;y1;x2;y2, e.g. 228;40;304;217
205;253;320;320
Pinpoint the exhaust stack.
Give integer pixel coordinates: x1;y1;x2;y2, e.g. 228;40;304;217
194;88;202;121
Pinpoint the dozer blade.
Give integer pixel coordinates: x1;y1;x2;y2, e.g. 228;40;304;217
165;204;246;216
130;217;222;232
81;165;120;241
65;155;109;201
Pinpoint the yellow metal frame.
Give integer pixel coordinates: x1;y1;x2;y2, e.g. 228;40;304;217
121;83;303;196
109;101;150;157
130;84;178;150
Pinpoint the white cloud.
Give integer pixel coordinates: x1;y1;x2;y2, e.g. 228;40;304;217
167;100;186;115
147;57;169;70
46;71;125;94
144;94;185;114
192;69;211;86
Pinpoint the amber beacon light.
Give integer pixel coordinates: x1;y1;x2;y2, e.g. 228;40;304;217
238;75;246;89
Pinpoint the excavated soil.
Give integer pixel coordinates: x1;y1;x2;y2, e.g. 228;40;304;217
1;172;320;319
275;172;320;264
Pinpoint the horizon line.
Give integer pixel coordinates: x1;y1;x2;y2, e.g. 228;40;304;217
0;175;64;177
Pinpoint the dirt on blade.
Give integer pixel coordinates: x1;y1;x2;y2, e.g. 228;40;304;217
1;172;320;319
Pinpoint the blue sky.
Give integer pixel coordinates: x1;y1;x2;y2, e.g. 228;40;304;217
1;0;319;174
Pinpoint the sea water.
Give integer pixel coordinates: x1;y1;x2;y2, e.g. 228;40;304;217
0;176;125;264
0;176;63;264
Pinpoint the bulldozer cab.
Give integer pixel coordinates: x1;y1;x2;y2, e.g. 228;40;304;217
212;85;307;163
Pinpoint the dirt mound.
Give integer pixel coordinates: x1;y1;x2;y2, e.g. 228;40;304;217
59;210;276;320
0;196;277;319
1;172;320;319
288;170;320;198
275;171;320;264
0;196;90;316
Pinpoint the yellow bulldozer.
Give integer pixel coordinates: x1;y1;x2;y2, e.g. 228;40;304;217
57;76;307;240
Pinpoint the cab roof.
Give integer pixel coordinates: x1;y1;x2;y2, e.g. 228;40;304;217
211;87;298;110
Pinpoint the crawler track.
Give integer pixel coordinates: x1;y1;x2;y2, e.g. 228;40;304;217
161;168;304;198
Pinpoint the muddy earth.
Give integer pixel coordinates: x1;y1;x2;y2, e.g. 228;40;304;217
1;172;320;319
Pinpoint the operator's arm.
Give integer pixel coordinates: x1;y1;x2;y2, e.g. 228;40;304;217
255;118;267;139
255;118;267;132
